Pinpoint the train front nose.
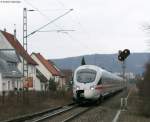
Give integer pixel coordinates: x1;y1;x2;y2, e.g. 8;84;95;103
76;90;84;99
84;89;97;99
75;88;99;100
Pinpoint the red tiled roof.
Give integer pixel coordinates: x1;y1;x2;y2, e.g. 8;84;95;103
33;53;61;76
1;31;37;65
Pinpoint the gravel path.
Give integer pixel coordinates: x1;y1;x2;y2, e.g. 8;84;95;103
118;85;150;122
71;90;126;122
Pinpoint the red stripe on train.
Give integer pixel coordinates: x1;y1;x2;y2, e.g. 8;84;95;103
95;85;103;90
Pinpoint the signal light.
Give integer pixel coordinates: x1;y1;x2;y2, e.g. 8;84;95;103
118;55;124;61
118;49;130;61
123;49;130;59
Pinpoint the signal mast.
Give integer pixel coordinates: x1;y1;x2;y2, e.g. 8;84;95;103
118;49;130;80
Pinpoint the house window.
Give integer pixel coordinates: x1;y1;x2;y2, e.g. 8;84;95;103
12;81;15;89
2;82;6;91
8;81;10;91
8;62;16;69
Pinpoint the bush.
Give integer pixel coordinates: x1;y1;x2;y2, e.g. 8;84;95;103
0;90;73;121
48;78;57;91
137;63;150;117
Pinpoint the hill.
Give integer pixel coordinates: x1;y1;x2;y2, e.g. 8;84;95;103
52;53;150;74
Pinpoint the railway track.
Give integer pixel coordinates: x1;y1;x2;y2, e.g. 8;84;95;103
2;103;94;122
2;91;124;122
2;103;76;122
25;104;78;122
42;106;93;122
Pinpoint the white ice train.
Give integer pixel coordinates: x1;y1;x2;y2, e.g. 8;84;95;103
73;65;125;103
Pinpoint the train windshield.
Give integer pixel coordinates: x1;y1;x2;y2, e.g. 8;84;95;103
76;69;96;83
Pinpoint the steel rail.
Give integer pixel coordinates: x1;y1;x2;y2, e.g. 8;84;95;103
1;107;61;122
1;103;75;122
62;107;93;122
30;105;78;122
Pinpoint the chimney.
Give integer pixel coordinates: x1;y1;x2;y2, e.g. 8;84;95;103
14;24;17;40
4;28;6;32
14;29;16;40
14;24;16;40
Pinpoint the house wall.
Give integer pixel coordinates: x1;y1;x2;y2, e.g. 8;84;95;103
0;74;2;92
31;54;67;90
0;31;66;91
54;76;59;82
31;54;53;80
31;54;68;91
35;77;42;91
57;77;66;89
0;75;42;93
13;53;37;90
28;64;37;90
0;77;23;92
52;66;66;88
0;32;38;91
34;77;48;91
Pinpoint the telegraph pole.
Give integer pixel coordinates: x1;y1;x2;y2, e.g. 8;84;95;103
23;8;28;104
23;8;28;78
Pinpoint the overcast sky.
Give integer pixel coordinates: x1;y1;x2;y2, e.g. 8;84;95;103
0;0;150;59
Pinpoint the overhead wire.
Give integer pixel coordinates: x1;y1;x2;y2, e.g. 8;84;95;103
54;0;98;64
23;0;52;21
53;0;96;53
62;32;94;52
53;0;94;50
55;0;67;8
23;0;69;33
27;9;73;37
23;0;95;55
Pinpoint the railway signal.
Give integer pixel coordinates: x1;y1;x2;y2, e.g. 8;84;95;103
118;49;130;79
118;49;130;62
118;50;124;61
118;49;130;106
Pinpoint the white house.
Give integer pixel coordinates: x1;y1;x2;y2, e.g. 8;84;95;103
0;51;22;94
31;53;65;90
0;30;38;91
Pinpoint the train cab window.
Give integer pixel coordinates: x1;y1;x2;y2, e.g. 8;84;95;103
76;69;96;83
97;78;102;85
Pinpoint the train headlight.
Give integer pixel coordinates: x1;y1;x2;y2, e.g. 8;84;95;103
90;86;95;90
75;85;80;90
76;86;80;90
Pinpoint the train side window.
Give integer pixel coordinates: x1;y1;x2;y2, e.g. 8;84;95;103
97;78;102;85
